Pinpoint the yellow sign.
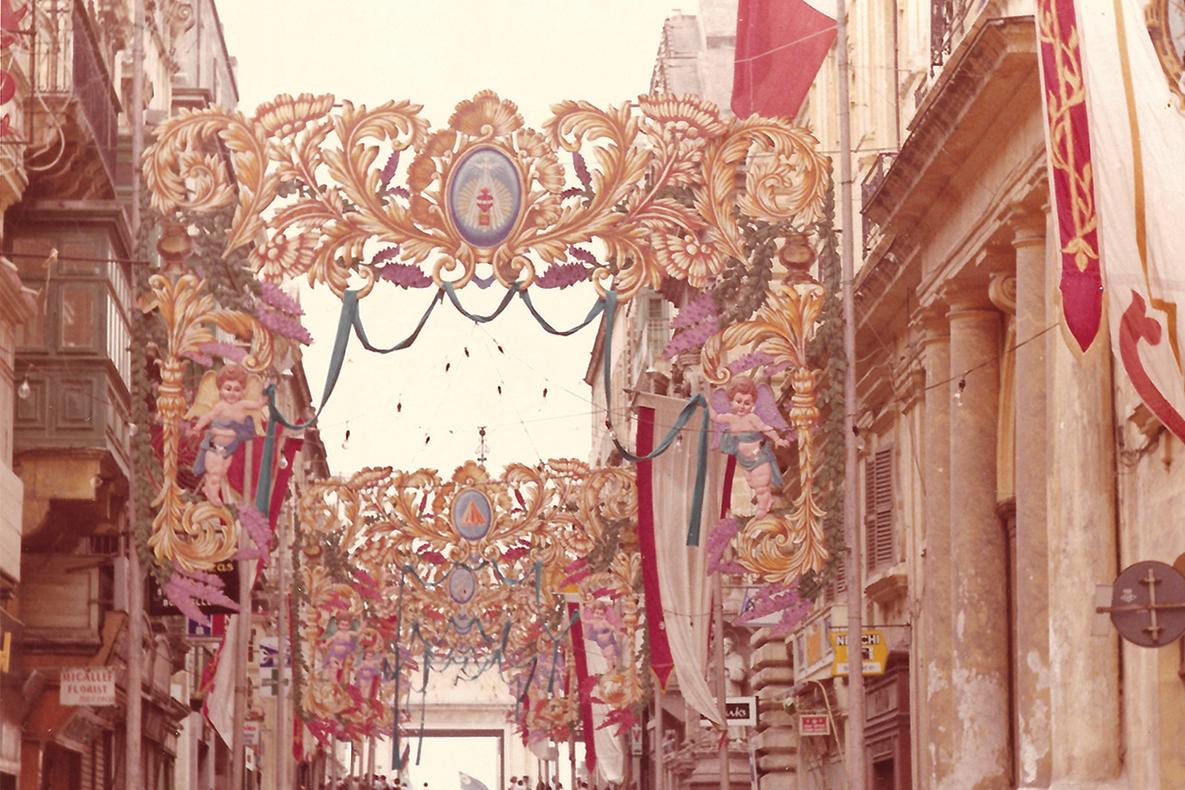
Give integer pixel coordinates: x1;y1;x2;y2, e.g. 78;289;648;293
829;628;888;677
0;630;10;673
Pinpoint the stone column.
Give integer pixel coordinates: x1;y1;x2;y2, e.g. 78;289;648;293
749;629;795;790
1010;213;1052;787
945;285;1010;789
1046;215;1121;783
918;306;952;790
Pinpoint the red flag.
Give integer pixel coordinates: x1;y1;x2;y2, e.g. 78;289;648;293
732;0;837;119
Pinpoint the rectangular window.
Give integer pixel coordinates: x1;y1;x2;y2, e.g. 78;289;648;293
60;282;99;350
645;294;669;363
865;447;895;573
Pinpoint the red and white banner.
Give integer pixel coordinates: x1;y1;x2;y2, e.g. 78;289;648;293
637;394;726;725
732;0;837;119
1038;0;1185;438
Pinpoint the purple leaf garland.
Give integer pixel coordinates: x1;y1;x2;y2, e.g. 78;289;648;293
706;517;740;574
258;281;303;317
536;262;591;289
256;306;314;345
727;351;774;375
661;315;719;359
378;262;433;289
671;292;718;330
163;569;240;626
238;504;272;555
380;150;400;190
182;350;214;367
568;246;599;266
663;293;721;359
370;246;401;266
734;582;811;637
572;152;591;190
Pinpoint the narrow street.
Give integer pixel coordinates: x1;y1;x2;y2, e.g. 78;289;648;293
1;1;1184;789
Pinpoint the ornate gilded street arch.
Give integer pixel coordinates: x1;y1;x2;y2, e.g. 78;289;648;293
138;92;834;662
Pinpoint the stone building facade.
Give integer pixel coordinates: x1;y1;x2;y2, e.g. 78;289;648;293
797;1;1185;788
0;2;327;789
617;1;1185;789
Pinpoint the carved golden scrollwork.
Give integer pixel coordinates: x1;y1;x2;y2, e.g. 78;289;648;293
702;282;829;582
143;91;828;301
141;272;273;572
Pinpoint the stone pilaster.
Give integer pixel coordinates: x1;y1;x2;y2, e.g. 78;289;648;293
1011;211;1052;786
945;285;1010;789
918;305;952;790
1046;217;1121;784
750;628;795;789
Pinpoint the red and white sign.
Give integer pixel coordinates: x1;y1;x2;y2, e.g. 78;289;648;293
799;713;830;737
60;667;117;707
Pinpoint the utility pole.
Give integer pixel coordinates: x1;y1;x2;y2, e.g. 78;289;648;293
233;448;257;790
275;508;290;788
125;0;146;785
836;0;866;787
713;572;731;789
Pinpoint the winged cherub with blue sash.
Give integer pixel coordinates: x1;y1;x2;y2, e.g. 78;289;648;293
710;377;790;518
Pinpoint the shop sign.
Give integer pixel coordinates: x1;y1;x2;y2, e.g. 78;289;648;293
0;628;10;673
149;562;240;616
829;628;888;676
697;696;758;726
0;609;19;675
799;713;830;737
186;615;226;641
60;667;117;706
243;720;260;747
725;696;757;726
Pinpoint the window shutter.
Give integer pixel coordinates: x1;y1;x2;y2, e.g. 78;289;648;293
830;545;847;597
864;456;876;574
865;448;895;572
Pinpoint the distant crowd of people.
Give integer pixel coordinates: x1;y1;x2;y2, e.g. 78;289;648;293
323;774;596;790
330;777;408;789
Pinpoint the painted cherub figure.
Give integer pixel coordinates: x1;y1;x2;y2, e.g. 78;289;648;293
189;364;265;505
711;377;789;518
583;598;625;666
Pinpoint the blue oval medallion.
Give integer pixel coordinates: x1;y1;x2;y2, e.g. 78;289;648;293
451;487;493;541
447;147;522;248
447;566;478;604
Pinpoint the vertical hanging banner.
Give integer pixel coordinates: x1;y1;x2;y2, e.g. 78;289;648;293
1038;0;1185;436
732;0;838;119
1035;0;1105;353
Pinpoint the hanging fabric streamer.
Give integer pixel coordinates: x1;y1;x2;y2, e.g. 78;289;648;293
600;290;711;545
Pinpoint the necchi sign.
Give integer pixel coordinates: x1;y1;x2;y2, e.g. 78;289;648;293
829;627;889;676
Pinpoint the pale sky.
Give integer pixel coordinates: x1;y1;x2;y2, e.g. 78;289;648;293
218;1;685;783
219;0;683;480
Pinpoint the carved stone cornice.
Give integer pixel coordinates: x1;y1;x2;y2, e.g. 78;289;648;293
862;17;1038;237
